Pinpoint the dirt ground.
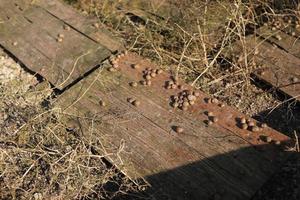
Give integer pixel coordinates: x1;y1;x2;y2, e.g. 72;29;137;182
0;0;299;199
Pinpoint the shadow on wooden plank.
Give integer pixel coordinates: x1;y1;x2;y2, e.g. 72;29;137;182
78;143;295;200
253;102;300;138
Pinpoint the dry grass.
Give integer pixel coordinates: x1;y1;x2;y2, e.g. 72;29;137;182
71;0;289;115
87;0;299;121
0;73;144;199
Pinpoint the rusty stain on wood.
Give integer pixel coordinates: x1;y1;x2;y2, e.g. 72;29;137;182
56;53;291;200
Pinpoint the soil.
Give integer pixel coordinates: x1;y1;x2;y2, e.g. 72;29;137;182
0;49;37;87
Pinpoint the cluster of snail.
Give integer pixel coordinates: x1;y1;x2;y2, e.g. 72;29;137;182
265;15;300;38
239;117;265;132
204;97;225;125
108;51;128;72
170;90;200;111
103;50;283;147
139;67;163;86
56;24;72;43
205;111;219;126
206;97;225;107
128;65;164;106
268;15;299;30
127;97;140;107
238;117;281;145
165;77;184;90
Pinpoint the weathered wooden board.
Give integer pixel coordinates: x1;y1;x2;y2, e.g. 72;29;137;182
230;33;300;101
257;26;300;59
32;0;124;53
56;53;290;200
0;0;114;89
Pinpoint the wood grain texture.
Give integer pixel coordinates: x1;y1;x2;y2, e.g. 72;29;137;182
257;26;300;59
56;53;290;200
231;34;300;101
0;0;111;89
32;0;124;52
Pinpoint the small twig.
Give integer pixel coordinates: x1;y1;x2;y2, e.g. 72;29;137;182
294;131;300;152
57;48;100;88
128;33;143;52
20;155;44;180
12;108;61;135
206;69;243;86
268;95;300;115
46;126;64;144
150;43;163;64
191;14;236;86
60;68;104;111
176;35;194;79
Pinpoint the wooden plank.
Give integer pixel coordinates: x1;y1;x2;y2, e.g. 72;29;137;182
0;1;111;89
116;55;291;160
31;0;124;52
257;26;300;59
230;35;300;101
0;2;25;20
63;100;250;199
55;53;291;199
